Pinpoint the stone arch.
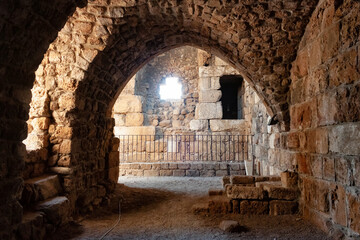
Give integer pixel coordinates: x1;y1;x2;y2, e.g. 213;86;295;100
23;0;318;209
1;0;320;237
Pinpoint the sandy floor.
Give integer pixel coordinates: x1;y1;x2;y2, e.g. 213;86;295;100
51;177;331;240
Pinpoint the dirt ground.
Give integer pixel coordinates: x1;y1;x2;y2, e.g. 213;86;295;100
51;177;331;240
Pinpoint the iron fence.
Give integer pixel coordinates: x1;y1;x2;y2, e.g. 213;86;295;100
117;134;253;163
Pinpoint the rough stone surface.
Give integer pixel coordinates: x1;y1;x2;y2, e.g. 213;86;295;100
210;120;249;133
113;96;142;114
195;102;223;120
219;220;241;232
226;185;266;200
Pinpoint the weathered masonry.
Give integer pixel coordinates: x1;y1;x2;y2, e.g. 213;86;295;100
112;46;271;177
1;0;360;239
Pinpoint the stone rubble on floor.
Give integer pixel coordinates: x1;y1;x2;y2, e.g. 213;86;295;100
194;171;299;216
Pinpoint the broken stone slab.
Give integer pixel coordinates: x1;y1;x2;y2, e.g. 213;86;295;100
195;102;222;120
22;175;62;203
269;200;298;215
113;95;142;113
280;171;298;188
219;220;241;233
226;185;266;200
263;184;299;200
36;196;70;225
231;175;254;184
210;119;249;133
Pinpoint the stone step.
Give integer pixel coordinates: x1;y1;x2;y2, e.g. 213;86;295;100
36;196;70;226
22;175;63;205
16;211;46;240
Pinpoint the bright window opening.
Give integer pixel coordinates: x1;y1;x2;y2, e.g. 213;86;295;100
159;77;182;100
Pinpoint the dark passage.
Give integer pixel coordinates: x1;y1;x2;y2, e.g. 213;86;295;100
220;76;244;119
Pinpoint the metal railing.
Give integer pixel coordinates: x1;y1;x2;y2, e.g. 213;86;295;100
117;134;253;163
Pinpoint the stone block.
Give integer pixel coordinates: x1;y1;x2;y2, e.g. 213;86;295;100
209;189;224;196
199;66;226;77
209;120;249;133
347;191;360;233
208;196;232;214
195;102;222;119
226;185;266;200
168;163;178;169
329;123;360;155
199;77;211;90
36;196;70;225
178;163;190;170
143;170;159;177
139;163;151;170
263;185;299;200
231;176;254;184
186;170;200;177
160;170;173;176
240;200;269;215
215;57;228;66
125;113;144;126
22;175;62;204
280;172;298;188
173;170;186;176
189;120;208;131
216;170;228;176
114;126;155;136
219;220;241;232
113;95;142;113
199;90;222;103
323;157;335;181
232;199;240;213
330;184;347;227
190;163;203;170
255;176;270;182
200;170;216;177
160;163;169;170
305;128;328;154
270;200;298;215
145;141;166;153
113;114;125;126
109;167;119;183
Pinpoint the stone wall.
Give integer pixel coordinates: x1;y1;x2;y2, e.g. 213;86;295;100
285;0;360;237
113;46;271;177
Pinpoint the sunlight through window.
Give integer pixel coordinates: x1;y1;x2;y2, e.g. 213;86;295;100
159;77;182;100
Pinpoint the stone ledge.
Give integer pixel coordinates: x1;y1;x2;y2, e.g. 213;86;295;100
119;162;246;177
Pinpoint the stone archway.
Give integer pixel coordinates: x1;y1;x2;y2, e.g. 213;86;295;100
1;0;321;238
29;0;318;213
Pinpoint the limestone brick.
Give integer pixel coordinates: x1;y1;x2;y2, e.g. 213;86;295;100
210;120;249;133
189;120;208;131
199;90;222;103
113;95;142;113
195;102;222;120
125;113;144;126
114;126;155;136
